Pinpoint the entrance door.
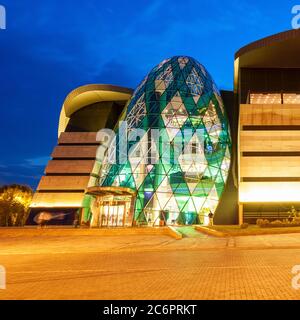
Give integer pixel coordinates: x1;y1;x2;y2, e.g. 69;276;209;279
101;202;126;227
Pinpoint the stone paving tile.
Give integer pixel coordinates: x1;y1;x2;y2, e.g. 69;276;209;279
235;233;300;249
0;234;228;255
0;232;300;299
0;251;299;300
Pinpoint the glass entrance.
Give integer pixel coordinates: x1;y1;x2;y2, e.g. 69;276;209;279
87;186;136;228
90;195;133;228
101;201;126;227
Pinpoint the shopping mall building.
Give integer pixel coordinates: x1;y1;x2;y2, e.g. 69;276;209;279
28;29;300;227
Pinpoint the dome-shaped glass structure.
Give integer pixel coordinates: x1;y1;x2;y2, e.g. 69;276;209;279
98;56;231;226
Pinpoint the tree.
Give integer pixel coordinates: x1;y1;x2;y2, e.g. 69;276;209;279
0;185;33;226
288;206;300;223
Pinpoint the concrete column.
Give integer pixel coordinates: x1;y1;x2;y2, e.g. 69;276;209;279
127;196;136;226
238;203;244;225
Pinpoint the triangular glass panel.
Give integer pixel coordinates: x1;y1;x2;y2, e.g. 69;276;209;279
178;57;189;69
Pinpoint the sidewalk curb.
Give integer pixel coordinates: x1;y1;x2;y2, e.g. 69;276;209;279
167;226;183;240
195;226;300;237
195;226;228;238
0;227;178;238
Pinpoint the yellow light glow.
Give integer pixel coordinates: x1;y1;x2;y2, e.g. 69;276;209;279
30;192;84;208
203;215;210;226
239;182;300;203
14;195;24;203
30;202;82;208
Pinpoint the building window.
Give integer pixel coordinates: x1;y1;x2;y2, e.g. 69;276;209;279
283;93;300;104
250;93;281;104
250;92;300;105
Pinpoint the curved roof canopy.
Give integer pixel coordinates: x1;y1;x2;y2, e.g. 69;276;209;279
58;84;133;136
234;29;300;92
86;186;136;197
235;29;300;68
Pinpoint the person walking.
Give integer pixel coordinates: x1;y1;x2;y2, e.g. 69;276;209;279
73;215;79;228
208;211;214;226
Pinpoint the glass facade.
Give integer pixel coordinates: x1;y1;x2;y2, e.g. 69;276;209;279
98;56;231;226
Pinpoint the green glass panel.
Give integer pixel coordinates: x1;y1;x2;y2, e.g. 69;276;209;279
97;56;232;226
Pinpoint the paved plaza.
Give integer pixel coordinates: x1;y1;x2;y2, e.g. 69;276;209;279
0;228;300;300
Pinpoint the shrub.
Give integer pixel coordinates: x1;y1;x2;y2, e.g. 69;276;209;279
0;184;33;226
271;220;283;225
288;206;300;223
256;219;270;226
256;219;264;226
240;223;249;229
293;217;300;224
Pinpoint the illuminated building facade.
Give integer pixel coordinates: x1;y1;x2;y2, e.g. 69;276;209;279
29;85;133;224
88;57;231;227
29;29;300;226
236;29;300;223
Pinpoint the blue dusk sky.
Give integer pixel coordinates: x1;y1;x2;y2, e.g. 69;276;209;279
0;0;298;188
